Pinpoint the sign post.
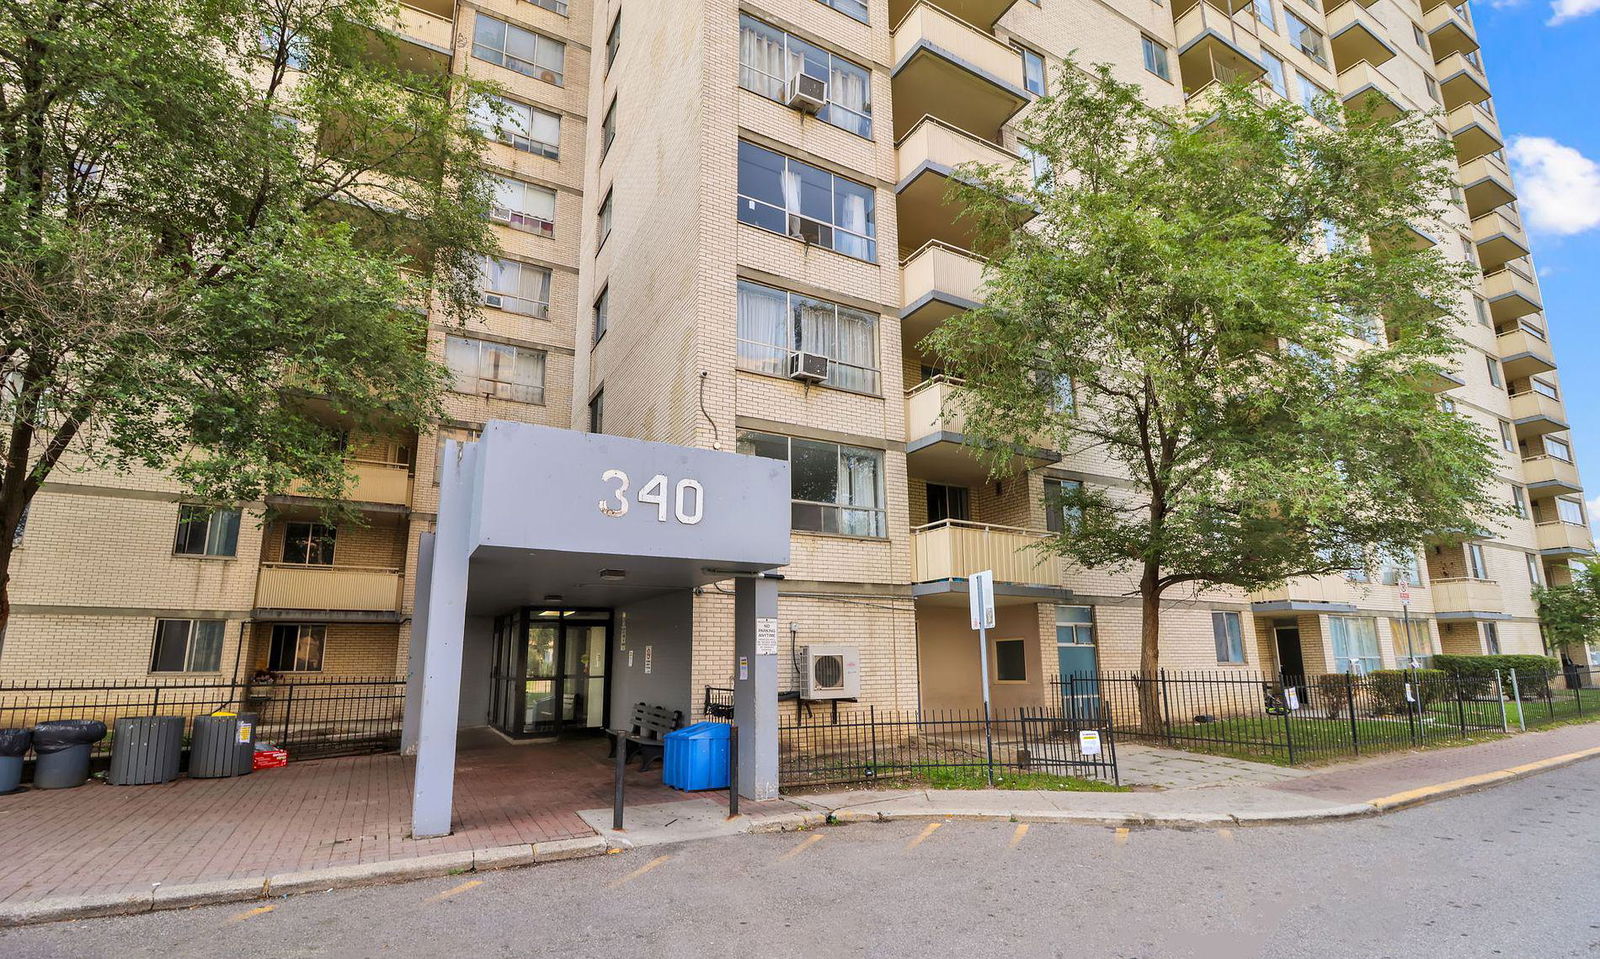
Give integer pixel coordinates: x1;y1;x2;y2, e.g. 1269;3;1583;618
969;570;996;786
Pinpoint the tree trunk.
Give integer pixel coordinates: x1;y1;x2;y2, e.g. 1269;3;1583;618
1137;561;1164;736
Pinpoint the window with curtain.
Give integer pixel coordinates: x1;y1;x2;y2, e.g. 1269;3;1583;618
1557;497;1586;525
472;13;565;86
1044;478;1082;534
151;619;225;672
738;16;872;138
173;505;241;557
1511;485;1527;519
737;430;886;537
479;257;551;317
1378;551;1420;585
445;336;546;404
1544;436;1573;462
269;624;326;672
470;95;560;159
1253;0;1277;30
736;141;876;261
815;0;868;23
489;175;556;237
1298;74;1325;112
1466;542;1488;579
735;280;879;394
1212;612;1245;663
1284;10;1326;64
1329;616;1381;673
282;522;336;565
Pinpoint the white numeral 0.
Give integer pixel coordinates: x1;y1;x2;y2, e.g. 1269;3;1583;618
675;479;703;525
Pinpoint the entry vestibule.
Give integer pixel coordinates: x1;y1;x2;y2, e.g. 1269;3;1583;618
489;609;612;738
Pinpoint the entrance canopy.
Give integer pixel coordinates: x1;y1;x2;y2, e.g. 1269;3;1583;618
406;422;792;837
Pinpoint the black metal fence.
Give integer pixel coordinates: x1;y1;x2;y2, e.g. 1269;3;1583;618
1506;666;1600;730
0;676;407;761
778;702;1118;790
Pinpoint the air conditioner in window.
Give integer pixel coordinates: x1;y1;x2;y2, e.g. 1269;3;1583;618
788;351;829;384
488;206;512;224
785;73;828;114
800;644;859;700
483;293;504;308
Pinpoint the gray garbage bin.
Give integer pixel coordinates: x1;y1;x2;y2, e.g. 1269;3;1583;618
189;713;257;778
0;728;30;794
107;716;184;786
31;719;107;789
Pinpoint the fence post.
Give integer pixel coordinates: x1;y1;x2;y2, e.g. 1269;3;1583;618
1545;669;1556;723
983;701;995;787
1494;669;1508;733
869;704;878;775
151;685;161;716
1404;667;1418;746
1281;695;1295;766
281;682;294;745
1159;670;1174;747
1455;673;1467;738
1509;668;1526;732
1344;672;1359;756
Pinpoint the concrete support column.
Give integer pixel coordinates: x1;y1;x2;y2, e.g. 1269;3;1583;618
733;574;780;800
410;441;477;839
400;532;435;755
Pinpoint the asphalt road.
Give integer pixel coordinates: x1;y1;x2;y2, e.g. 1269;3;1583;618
5;763;1599;959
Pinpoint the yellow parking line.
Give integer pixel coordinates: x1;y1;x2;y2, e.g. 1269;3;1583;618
1113;827;1129;846
779;833;825;861
230;905;275;922
906;822;942;850
427;879;483;902
607;854;671;888
1007;824;1029;849
1217;828;1234;841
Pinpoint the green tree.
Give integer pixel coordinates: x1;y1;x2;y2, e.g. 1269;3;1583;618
1535;562;1600;655
924;66;1500;709
0;0;499;632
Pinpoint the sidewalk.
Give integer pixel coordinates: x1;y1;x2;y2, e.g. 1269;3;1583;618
793;721;1600;826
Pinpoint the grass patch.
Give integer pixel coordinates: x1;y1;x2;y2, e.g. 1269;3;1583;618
910;767;1128;792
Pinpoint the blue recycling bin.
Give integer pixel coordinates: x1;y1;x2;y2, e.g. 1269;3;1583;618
662;722;731;792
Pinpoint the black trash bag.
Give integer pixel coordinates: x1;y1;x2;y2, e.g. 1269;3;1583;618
0;727;30;757
31;719;107;754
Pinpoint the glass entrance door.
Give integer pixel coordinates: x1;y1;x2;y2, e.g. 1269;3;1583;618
490;609;612;738
523;617;560;734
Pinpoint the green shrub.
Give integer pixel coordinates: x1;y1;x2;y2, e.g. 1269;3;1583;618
1367;669;1447;715
1433;655;1558;697
1313;674;1351;718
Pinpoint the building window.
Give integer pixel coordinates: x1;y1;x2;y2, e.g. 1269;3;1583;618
445;336;546;404
1253;0;1277;31
1485;355;1502;388
738;15;873;138
735;280;880;394
1441;396;1456;413
471;13;565;86
814;0;869;24
1044;477;1082;534
1018;141;1052;189
1545;436;1574;462
1260;49;1288;98
1424;75;1442;105
601;98;616;160
173;505;241;557
738;430;887;537
1140;37;1171;82
736;141;876;261
269;624;326;672
1531;378;1559;400
1412;22;1427;48
593;285;609;342
489;176;556;237
1379;551;1420;586
597;188;613;248
471;95;560;159
1498;419;1516;453
525;0;568;15
257;23;309;70
282;522;336;566
1466;542;1488;579
1284;10;1326;65
1557;497;1586;526
1329;616;1381;674
1481;621;1501;655
926;483;970;523
1212;611;1245;664
1020;46;1046;95
605;11;620;71
994;638;1028;682
479;257;551;318
1297;73;1325;112
1472;295;1490;326
1057;606;1095;645
1527;551;1543;586
588;389;604;434
1511;485;1527;519
151;619;225;673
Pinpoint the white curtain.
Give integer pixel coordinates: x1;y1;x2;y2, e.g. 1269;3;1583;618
830;61;869;125
781;165;801;217
836;188;869;258
736;282;789;374
831;305;877;393
738;19;786;99
445;336;479;392
527;107;560;150
837;448;882;536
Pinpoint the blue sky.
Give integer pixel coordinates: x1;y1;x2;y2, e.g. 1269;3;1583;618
1469;0;1600;526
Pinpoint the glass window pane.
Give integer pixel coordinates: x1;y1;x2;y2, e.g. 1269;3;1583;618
189;621;225;671
151;620;190;672
791;438;839;504
995;639;1027;681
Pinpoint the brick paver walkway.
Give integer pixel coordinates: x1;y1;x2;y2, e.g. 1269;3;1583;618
0;733;794;906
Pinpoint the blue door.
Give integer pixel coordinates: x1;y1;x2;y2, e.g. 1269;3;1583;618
1055;606;1100;720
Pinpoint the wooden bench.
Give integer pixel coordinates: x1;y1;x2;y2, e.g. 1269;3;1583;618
609;703;683;773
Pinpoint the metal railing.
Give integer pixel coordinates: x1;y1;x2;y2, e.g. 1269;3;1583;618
0;676;406;761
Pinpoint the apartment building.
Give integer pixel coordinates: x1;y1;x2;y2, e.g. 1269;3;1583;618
0;0;1591;727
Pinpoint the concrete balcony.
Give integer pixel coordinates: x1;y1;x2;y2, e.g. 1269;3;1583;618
1328;4;1397;70
890;2;1029;142
1471;208;1531;273
1510;390;1569;438
1174;3;1267;98
1436;51;1490;110
905;377;1057;483
911;519;1054;586
255;564;404;613
1483;263;1542;323
1338;61;1404;121
1495;326;1556;382
397;4;453;51
1459;154;1516;219
286;460;414;508
1430;578;1503;618
890;0;1021;30
1251;576;1358;610
1424;3;1478;62
1322;0;1378;14
896;116;1026;254
1522;455;1583;499
901;241;987;347
1446;102;1503;164
1536;521;1594;557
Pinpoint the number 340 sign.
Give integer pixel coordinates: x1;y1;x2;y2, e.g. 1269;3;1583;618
597;470;704;525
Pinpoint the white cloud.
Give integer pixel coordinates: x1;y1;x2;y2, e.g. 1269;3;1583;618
1506;136;1600;235
1549;0;1600;22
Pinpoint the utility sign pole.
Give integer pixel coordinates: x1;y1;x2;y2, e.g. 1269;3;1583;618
1398;574;1419;669
970;570;996;785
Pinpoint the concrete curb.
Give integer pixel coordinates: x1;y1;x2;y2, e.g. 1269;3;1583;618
0;836;610;930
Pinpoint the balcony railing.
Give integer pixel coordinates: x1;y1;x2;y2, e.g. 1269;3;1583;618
1436;51;1489;111
1430;577;1503;614
895;116;1025;253
1495;326;1556;381
901;240;987;342
1337;61;1404;120
1446;102;1503;163
1424;2;1478;61
1173;3;1267;96
1472;208;1531;273
911;519;1054;585
256;564;404;612
1510;390;1568;436
287;459;414;507
1459;153;1515;218
1328;4;1397;69
1522;455;1582;497
1535;521;1594;555
1483;265;1542;322
890;2;1028;141
906;375;969;441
